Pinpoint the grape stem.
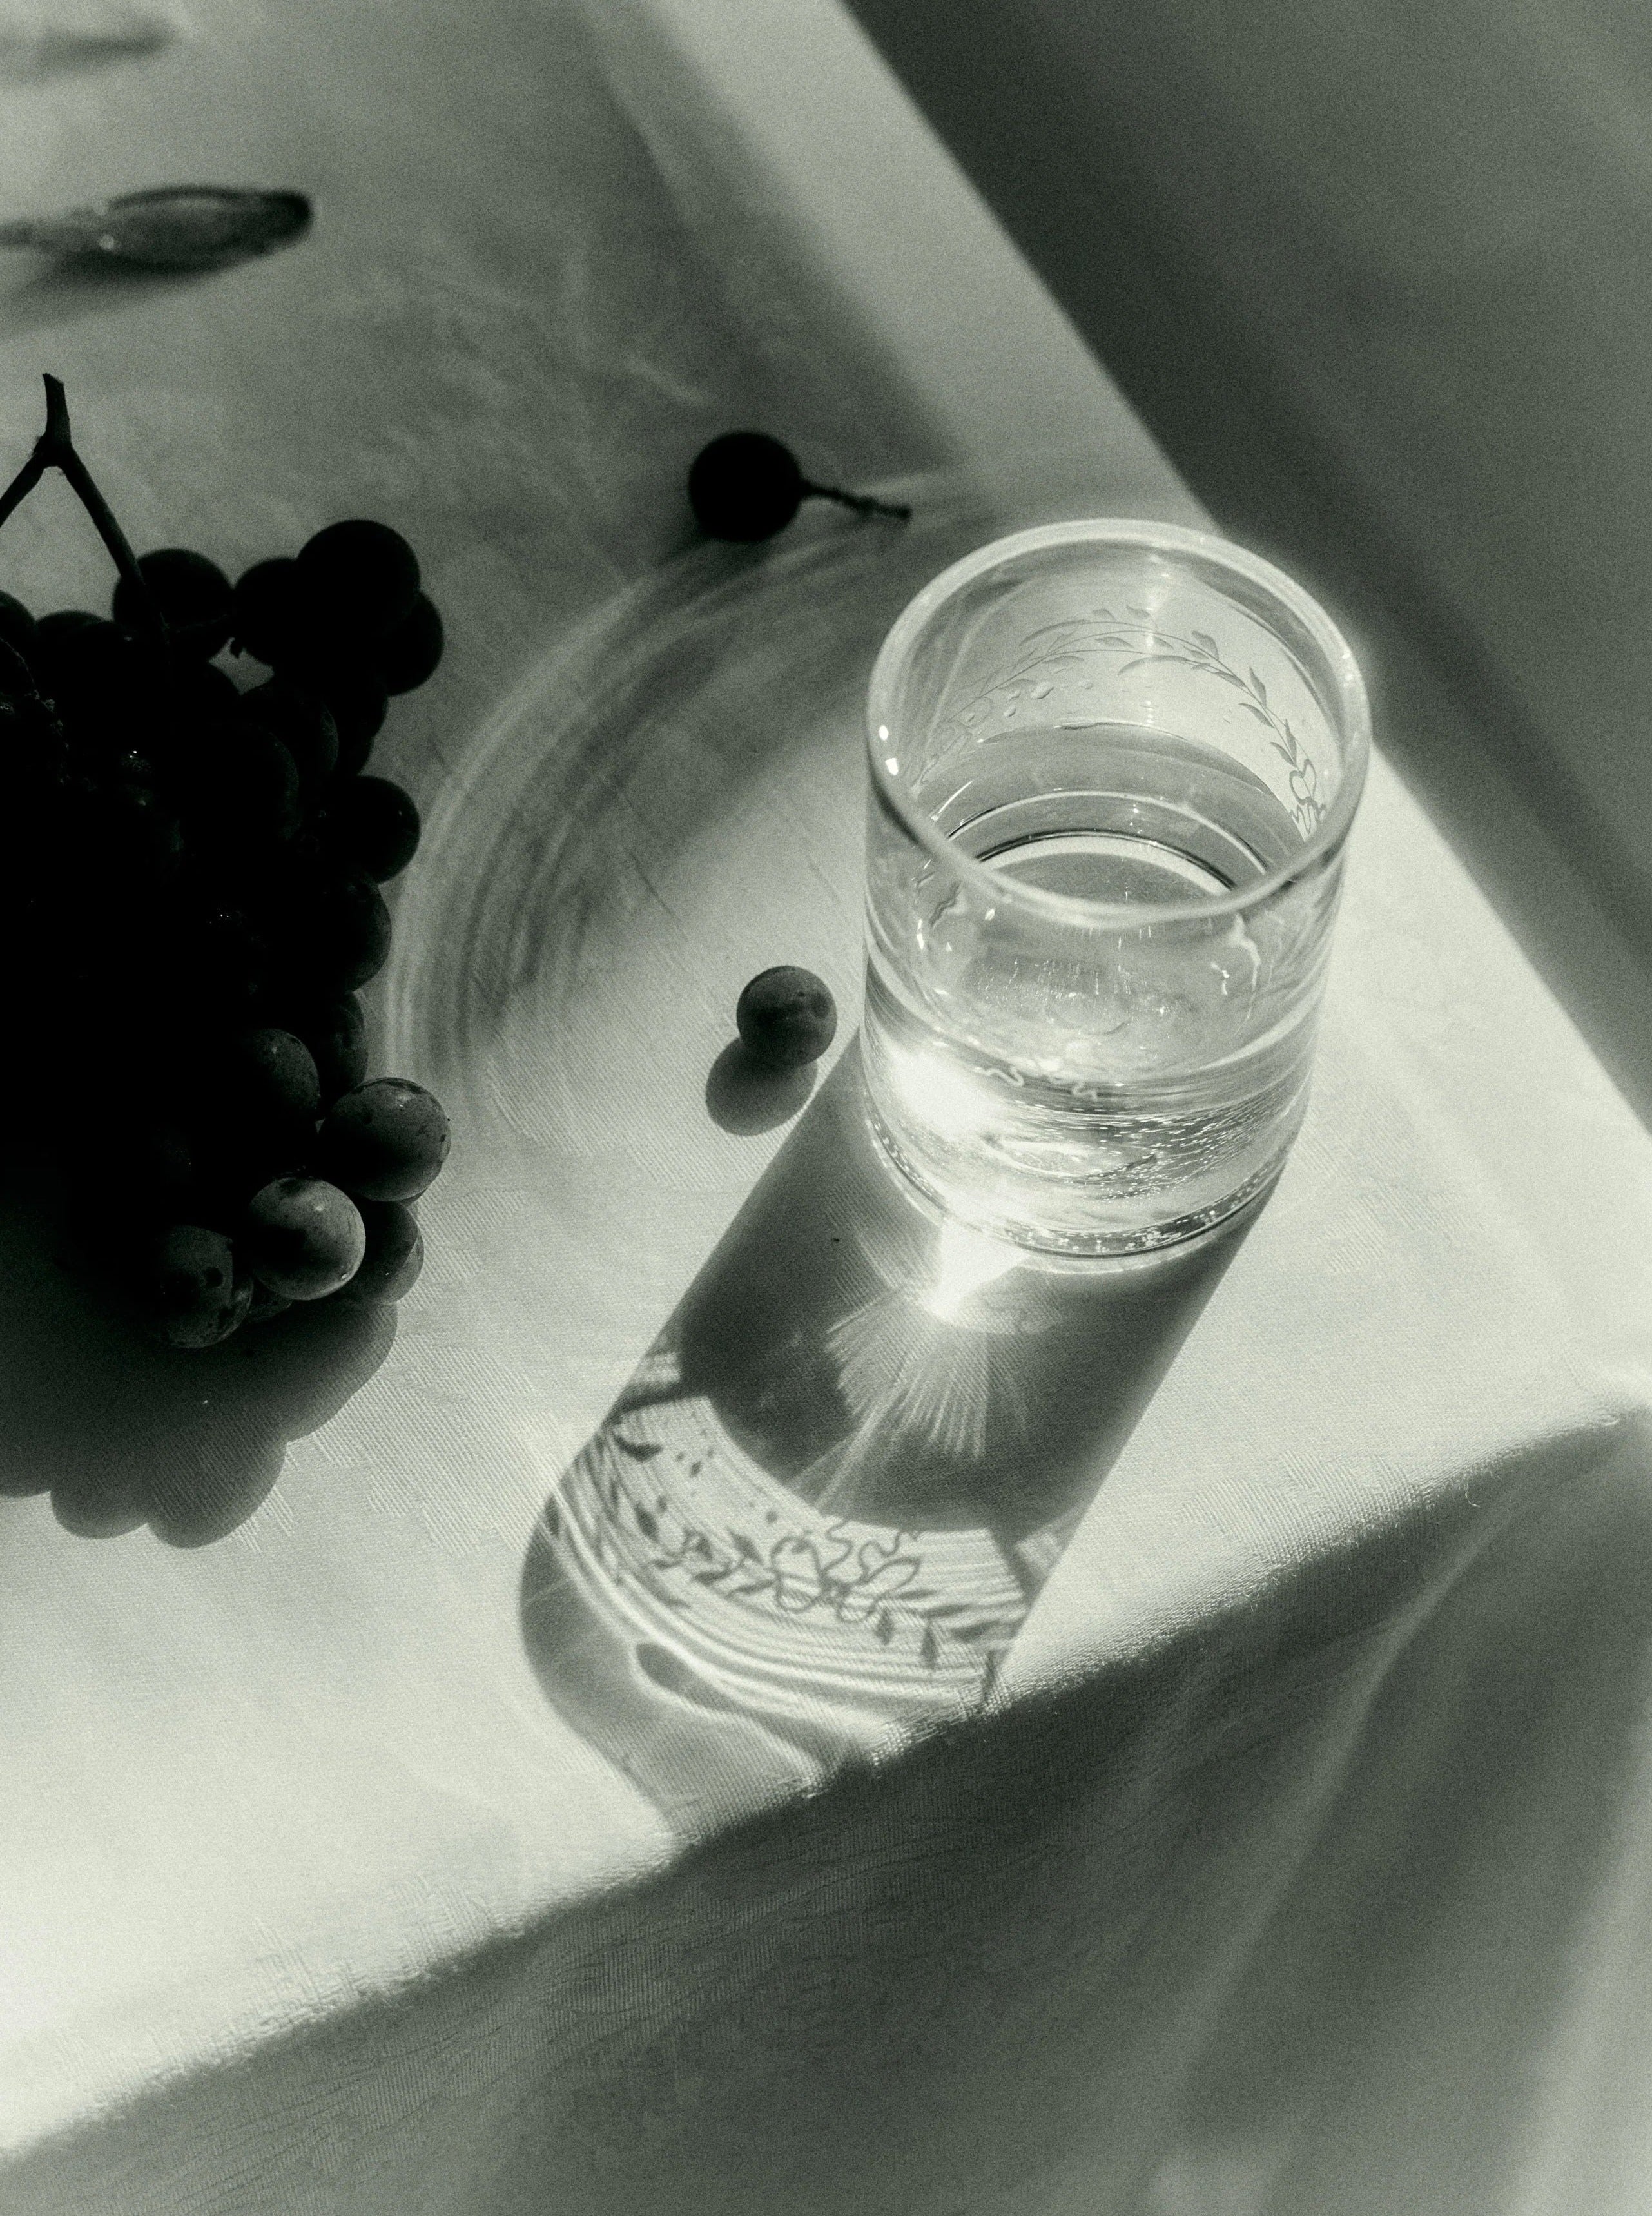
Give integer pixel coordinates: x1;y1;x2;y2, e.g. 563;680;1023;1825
0;374;169;643
802;478;912;523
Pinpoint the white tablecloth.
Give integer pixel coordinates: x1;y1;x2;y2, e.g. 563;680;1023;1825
1;5;1650;2213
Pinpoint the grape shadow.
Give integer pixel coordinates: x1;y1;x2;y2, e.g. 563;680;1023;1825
0;1181;393;1544
703;1036;817;1133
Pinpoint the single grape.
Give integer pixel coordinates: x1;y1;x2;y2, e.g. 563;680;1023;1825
220;1025;322;1128
266;818;330;879
102;741;158;788
688;432;805;541
375;593;443;694
44;621;171;744
68;616;151;677
327;676;389;775
148;663;242;779
282;866;392;993
686;433;909;539
73;776;183;882
0;592;39;667
340;1197;423;1303
179;1036;315;1190
735;965;837;1069
113;549;233;659
173;719;302;847
320;775;420;880
233;832;325;952
240;728;306;842
242;1174;365;1299
142;1223;249;1348
33;609;103;701
238;678;339;794
279;656;388;777
296;520;420;639
283;993;367;1104
164;898;273;1013
35;607;101;650
231;557;302;665
316;1077;451;1201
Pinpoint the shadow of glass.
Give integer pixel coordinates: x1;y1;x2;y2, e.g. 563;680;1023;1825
523;1044;1259;1829
0;1185;395;1546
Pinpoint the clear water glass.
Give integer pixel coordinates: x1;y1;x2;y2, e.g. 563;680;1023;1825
861;519;1371;1257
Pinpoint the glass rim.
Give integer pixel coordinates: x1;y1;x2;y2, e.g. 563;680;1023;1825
864;517;1372;928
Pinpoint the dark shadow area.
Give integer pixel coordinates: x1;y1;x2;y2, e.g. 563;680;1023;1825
703;1036;817;1132
521;1045;1258;1829
0;262;211;341
6;1417;1646;2216
0;1182;394;1546
840;0;1652;1130
0;15;178;84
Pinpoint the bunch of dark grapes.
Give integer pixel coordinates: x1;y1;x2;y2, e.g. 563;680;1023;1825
0;427;452;1349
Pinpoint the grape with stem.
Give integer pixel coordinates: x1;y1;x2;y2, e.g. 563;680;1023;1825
688;431;910;542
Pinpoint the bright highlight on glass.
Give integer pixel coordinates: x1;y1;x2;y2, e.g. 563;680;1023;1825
860;519;1370;1257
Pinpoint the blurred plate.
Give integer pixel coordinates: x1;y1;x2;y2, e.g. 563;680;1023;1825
384;481;1008;1390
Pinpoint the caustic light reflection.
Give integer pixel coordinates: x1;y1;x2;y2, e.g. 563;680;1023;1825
879;1034;988;1145
816;1210;1032;1507
917;1216;1021;1323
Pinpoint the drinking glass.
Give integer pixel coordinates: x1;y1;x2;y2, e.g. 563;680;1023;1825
861;519;1370;1257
